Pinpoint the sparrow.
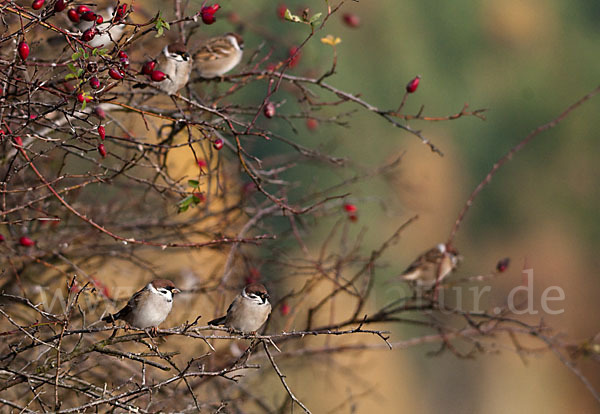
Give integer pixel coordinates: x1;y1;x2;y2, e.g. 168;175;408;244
208;283;271;333
397;243;459;288
102;279;180;333
149;42;193;94
193;33;244;79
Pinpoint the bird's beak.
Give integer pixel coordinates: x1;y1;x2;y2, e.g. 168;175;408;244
172;288;181;294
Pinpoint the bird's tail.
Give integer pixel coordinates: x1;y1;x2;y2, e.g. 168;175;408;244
207;316;226;326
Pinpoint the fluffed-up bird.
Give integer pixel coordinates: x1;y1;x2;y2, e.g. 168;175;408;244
397;243;459;288
208;283;271;333
102;279;180;333
193;33;244;79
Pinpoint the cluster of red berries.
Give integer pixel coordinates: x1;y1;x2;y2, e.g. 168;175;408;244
343;203;358;222
200;4;220;25
140;60;167;83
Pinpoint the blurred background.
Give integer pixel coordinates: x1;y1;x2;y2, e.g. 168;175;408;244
2;0;599;412
231;0;600;412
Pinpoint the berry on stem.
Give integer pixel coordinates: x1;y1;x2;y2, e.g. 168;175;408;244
151;70;166;82
18;42;30;61
342;13;360;28
343;203;357;213
54;0;66;12
32;0;45;10
98;125;105;140
67;8;80;23
19;236;35;247
280;302;291;316
89;76;100;89
98;143;107;157
406;75;421;93
264;102;276;118
81;11;97;21
82;28;97;42
76;5;91;14
213;138;224;150
108;68;124;80
141;60;156;75
496;257;510;272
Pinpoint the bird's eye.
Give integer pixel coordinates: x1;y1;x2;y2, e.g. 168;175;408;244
159;288;169;295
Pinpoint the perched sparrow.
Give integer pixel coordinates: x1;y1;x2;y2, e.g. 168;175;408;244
150;42;193;94
102;279;180;332
397;243;459;288
193;33;244;78
208;283;271;333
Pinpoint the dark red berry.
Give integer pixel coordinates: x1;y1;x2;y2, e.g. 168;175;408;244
77;93;91;103
342;13;360;28
193;192;206;203
0;234;4;242
18;42;30;60
67;8;80;22
141;60;156;75
76;5;90;14
54;0;66;12
98;143;107;157
118;51;128;59
349;214;358;222
213;138;224;150
89;76;100;89
406;75;421;93
81;11;96;21
201;10;216;24
280;302;291;316
32;0;45;10
197;159;207;168
200;4;220;24
496;257;510;273
343;203;357;213
94;106;106;119
119;56;129;68
19;236;35;247
81;28;97;42
306;118;318;131
263;102;276;118
95;14;103;24
288;46;300;68
150;70;166;82
113;4;127;22
108;68;123;80
98;125;105;140
277;4;287;19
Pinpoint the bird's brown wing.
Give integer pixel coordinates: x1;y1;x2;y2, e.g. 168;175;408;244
194;37;235;62
102;287;145;322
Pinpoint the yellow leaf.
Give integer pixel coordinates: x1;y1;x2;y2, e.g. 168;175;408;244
321;35;342;46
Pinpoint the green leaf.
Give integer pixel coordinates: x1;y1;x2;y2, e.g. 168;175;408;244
177;195;195;213
309;12;322;24
188;179;199;187
81;100;87;111
67;63;76;72
284;9;302;23
64;73;75;81
71;51;81;61
163;21;170;30
76;68;84;78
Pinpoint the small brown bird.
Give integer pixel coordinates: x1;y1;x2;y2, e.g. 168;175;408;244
397;244;459;288
208;283;271;333
102;279;180;333
153;42;193;94
194;33;244;78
